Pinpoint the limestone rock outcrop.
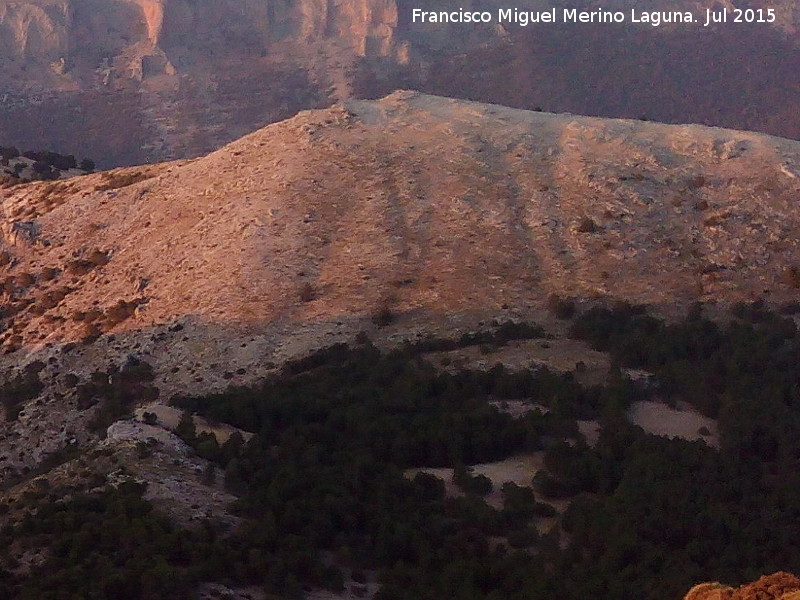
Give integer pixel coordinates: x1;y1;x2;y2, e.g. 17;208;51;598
685;573;800;600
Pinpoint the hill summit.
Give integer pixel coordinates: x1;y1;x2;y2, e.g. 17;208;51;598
1;91;800;469
3;91;800;341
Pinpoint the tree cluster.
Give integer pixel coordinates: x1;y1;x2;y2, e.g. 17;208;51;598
3;307;800;599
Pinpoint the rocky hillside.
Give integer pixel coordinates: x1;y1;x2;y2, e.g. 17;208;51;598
1;92;800;477
0;0;799;165
685;573;800;600
2;94;800;600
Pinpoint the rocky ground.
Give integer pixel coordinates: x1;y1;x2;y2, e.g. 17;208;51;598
685;572;800;600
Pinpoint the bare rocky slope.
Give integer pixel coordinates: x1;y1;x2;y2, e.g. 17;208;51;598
685;572;800;600
1;91;800;479
1;0;799;165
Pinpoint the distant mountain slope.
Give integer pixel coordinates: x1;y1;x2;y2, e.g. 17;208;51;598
1;92;800;474
0;0;798;165
373;20;800;141
1;91;799;354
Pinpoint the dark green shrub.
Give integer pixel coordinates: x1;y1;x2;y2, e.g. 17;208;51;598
547;294;576;319
453;463;493;497
372;305;395;327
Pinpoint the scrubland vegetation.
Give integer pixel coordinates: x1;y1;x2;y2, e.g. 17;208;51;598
1;304;800;599
0;145;94;185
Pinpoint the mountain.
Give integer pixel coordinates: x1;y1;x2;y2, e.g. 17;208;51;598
0;0;799;166
1;92;800;599
1;91;800;476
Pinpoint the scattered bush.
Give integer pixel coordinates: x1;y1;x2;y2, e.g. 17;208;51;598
16;272;35;287
104;298;139;327
299;282;315;302
688;175;706;189
782;266;800;288
576;216;597;233
453;464;493;497
67;259;97;276
547;294;576;319
86;360;158;434
39;266;58;281
95;171;151;191
79;322;102;344
372;305;395;327
87;248;110;266
0;146;20;160
0;369;44;421
409;320;546;354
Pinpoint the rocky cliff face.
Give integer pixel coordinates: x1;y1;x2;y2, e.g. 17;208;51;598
0;0;798;166
0;0;421;165
0;1;69;63
0;0;407;75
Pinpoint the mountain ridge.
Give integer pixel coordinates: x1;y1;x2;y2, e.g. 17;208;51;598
0;91;799;479
1;0;799;165
0;92;798;416
3;92;800;345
